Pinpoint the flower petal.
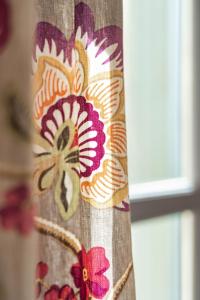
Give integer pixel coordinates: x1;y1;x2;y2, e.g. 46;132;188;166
33;59;70;120
114;199;130;212
44;285;60;300
106;121;127;157
5;184;29;206
60;285;75;299
88;275;110;299
33;22;71;64
87;247;110;277
74;3;123;75
71;49;84;95
0;208;19;230
71;263;82;288
33;154;57;194
36;262;48;279
83;77;123;120
74;2;95;42
81;157;128;208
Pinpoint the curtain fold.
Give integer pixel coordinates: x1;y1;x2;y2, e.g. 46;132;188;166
0;0;36;299
0;1;135;299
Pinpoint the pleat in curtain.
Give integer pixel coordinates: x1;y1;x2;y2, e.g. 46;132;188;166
0;0;135;299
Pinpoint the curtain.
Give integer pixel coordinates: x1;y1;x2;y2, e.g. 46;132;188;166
0;1;135;299
0;0;36;299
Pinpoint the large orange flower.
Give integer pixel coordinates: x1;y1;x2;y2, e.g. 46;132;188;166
32;3;129;220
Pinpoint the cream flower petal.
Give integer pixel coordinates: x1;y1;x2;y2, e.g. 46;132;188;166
83;77;123;120
80;156;128;208
33;58;70;121
71;49;84;95
106;121;127;157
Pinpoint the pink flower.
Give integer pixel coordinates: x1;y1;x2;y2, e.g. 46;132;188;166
0;184;35;235
44;285;77;300
71;247;110;299
36;262;48;297
0;0;10;48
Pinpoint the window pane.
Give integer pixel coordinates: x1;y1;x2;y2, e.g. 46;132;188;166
124;0;181;184
132;214;181;300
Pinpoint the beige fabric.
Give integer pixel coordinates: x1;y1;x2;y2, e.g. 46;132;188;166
33;1;135;299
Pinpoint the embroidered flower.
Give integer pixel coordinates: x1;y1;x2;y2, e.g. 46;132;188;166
44;284;77;300
0;184;34;235
0;0;10;49
36;261;48;297
71;247;110;299
33;2;128;220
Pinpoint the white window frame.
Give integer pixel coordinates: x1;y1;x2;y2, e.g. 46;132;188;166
129;0;200;299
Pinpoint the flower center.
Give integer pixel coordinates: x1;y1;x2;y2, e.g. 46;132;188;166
82;268;88;282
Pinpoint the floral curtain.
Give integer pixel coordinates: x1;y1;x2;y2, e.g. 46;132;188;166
0;0;135;299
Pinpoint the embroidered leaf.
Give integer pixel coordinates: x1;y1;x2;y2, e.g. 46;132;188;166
38;164;56;192
57;126;70;151
60;171;68;211
55;168;80;220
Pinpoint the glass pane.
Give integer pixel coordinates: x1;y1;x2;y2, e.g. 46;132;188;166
132;214;181;300
124;0;181;184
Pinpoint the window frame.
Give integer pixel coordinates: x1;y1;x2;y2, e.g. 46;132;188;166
128;0;200;299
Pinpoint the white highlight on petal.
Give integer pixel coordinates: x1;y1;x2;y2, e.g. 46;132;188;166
80;164;86;173
79;150;96;158
76;27;82;41
79;158;93;167
33;144;47;155
44;39;50;54
79;131;97;144
63;102;70;120
57;50;65;62
35;45;42;61
51;40;57;57
77;111;88;126
53;109;63;127
75;27;88;48
86;39;122;77
78;121;93;135
79;141;97;150
71;101;80;125
46;120;57;135
44;132;53;144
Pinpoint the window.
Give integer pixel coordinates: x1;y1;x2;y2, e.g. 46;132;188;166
124;0;199;299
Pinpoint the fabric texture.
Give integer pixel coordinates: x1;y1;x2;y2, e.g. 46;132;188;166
0;1;135;299
33;1;135;299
